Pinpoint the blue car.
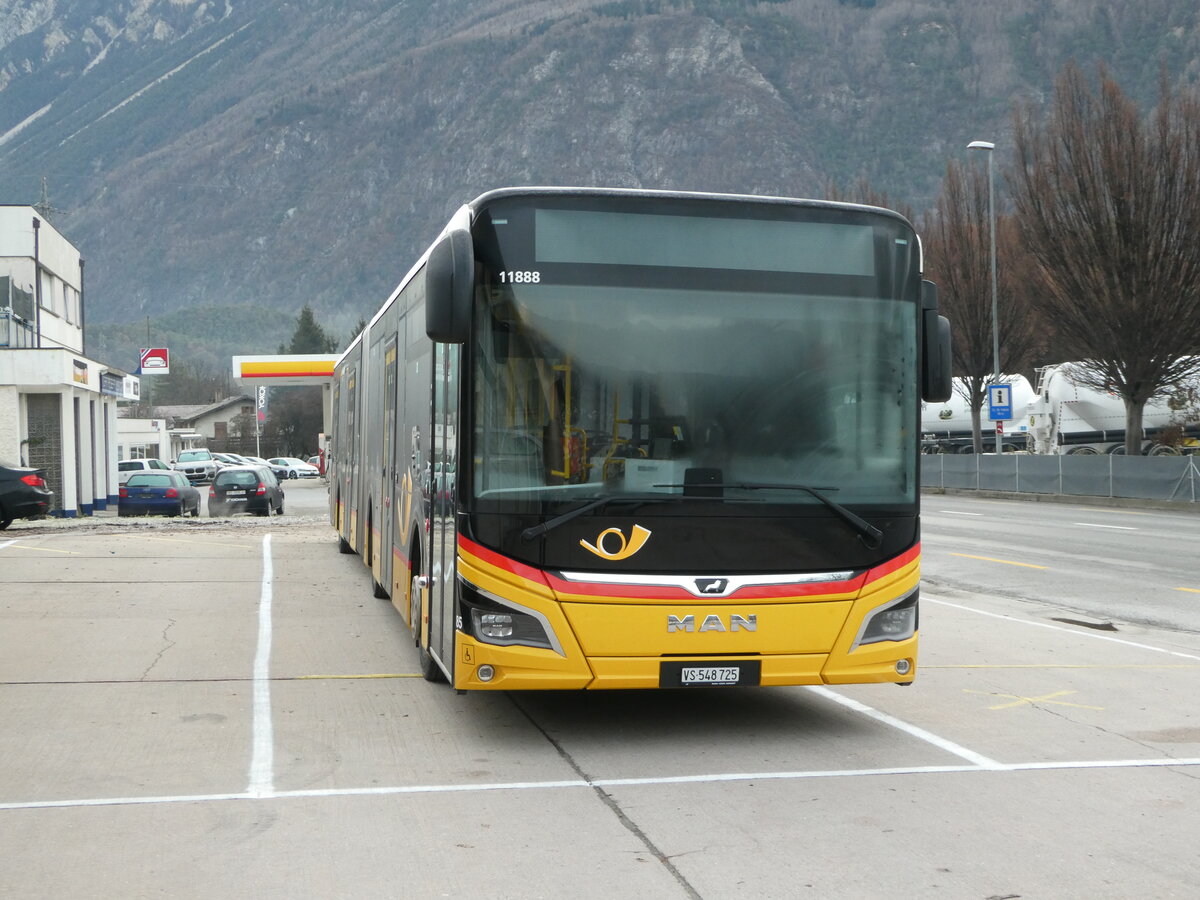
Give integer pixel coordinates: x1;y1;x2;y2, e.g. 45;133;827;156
119;471;201;518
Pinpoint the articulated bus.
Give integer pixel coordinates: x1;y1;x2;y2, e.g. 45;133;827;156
330;187;952;691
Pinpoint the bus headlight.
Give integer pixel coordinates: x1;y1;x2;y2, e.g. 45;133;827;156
459;579;557;651
854;588;919;648
479;613;514;639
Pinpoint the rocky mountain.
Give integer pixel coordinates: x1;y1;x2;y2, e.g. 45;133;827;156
1;0;1198;373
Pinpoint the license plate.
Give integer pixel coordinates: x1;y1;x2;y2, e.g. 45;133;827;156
660;660;761;688
683;666;740;685
226;490;246;497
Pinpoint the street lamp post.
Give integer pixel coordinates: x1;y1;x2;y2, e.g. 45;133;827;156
968;139;1002;454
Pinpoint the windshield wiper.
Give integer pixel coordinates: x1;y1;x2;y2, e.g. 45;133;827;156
520;493;738;542
654;482;883;549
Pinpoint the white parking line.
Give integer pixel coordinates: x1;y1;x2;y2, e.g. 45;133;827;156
1074;523;1138;531
248;534;275;798
925;595;1200;661
808;685;1003;769
5;757;1200;811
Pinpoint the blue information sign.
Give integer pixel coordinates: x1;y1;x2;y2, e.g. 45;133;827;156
987;384;1013;421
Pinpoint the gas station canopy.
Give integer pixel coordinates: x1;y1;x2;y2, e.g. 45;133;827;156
231;354;338;387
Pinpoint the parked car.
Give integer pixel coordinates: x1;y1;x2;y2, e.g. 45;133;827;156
208;465;285;517
212;452;247;466
241;455;289;482
0;462;53;529
117;458;173;485
119;471;201;518
173;449;224;483
268;457;319;479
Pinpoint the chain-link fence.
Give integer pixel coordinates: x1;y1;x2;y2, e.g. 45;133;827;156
921;454;1200;503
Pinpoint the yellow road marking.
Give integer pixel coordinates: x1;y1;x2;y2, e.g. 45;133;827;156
5;544;79;555
950;552;1048;569
964;689;1104;711
137;535;257;551
1176;588;1200;594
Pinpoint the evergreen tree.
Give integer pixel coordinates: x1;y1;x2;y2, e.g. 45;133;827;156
285;305;339;354
346;317;368;351
265;305;339;455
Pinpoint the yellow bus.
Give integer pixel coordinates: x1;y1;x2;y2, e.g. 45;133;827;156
330;187;951;691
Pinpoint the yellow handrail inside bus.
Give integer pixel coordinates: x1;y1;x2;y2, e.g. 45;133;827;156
550;362;573;479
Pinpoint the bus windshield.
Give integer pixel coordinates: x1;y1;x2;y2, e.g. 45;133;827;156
468;199;919;510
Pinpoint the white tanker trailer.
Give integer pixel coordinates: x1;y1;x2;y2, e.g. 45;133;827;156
1025;362;1200;455
921;375;1036;453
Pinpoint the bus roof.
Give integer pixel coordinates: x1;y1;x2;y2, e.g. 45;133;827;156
335;186;921;369
467;186;914;227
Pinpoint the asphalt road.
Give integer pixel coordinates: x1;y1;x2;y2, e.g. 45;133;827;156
2;486;1199;899
922;492;1200;632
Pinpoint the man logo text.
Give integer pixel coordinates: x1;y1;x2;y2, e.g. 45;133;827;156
667;614;757;633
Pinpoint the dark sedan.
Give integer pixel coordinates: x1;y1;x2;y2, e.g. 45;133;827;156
208;465;284;517
119;471;201;518
0;462;53;529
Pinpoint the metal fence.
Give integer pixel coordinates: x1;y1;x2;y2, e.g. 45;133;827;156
921;453;1200;503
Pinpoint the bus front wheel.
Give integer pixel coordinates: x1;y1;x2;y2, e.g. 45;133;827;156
418;644;445;683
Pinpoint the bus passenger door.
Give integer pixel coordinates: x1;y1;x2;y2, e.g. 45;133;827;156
380;337;399;597
429;342;459;680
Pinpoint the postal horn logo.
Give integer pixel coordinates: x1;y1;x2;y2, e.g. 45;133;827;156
580;525;652;561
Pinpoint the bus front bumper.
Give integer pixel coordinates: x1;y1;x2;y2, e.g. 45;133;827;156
452;632;918;690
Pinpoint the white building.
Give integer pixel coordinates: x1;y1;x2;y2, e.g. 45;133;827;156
116;417;178;463
154;395;256;447
0;206;136;516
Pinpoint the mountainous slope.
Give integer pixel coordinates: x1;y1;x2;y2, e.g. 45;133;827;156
1;0;1197;373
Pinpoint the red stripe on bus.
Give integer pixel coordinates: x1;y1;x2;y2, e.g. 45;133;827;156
457;537;918;601
457;535;553;587
862;543;921;585
541;573;866;601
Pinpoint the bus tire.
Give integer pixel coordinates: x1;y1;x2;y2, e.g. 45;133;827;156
372;577;389;599
418;645;446;683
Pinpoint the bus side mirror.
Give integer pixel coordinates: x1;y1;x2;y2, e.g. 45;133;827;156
921;280;953;402
426;227;474;343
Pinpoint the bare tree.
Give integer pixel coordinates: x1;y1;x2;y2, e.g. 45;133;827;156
1010;62;1200;454
922;159;1041;451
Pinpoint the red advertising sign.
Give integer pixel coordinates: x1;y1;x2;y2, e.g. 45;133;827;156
139;347;170;375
